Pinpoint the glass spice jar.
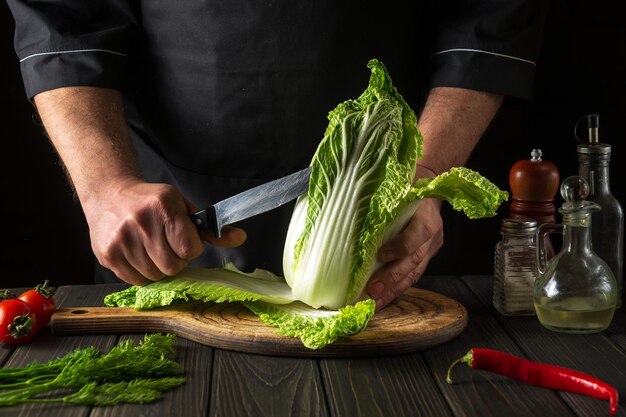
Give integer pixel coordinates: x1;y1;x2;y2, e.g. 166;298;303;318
493;218;539;316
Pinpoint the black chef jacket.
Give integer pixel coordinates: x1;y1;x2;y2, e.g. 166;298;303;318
7;0;548;282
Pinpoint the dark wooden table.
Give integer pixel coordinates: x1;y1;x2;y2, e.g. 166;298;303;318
2;275;625;417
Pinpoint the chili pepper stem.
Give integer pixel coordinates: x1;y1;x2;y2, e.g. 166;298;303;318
446;350;473;384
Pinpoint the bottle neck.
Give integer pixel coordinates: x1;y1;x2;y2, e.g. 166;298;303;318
562;221;594;255
578;150;612;196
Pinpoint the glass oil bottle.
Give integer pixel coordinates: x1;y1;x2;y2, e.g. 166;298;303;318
534;176;618;333
577;114;624;307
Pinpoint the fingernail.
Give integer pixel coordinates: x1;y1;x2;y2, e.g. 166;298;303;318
369;281;384;297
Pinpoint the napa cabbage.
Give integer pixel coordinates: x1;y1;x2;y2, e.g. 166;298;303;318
283;59;508;309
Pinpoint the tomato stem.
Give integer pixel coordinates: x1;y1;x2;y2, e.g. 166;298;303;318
0;290;16;301
34;280;56;299
7;315;35;340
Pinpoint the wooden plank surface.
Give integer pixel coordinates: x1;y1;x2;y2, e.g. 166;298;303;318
321;353;453;417
51;287;467;357
418;276;577;417
3;279;625;417
209;350;327;417
462;275;626;417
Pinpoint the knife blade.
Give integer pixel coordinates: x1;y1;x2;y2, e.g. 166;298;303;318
190;166;311;238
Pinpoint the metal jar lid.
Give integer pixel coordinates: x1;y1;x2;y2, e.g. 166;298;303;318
501;218;538;234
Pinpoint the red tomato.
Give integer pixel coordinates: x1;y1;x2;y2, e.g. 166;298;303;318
18;280;56;329
0;298;37;344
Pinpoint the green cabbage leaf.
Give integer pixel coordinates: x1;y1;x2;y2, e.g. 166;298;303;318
104;265;296;309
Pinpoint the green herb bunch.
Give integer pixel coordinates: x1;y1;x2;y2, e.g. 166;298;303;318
0;333;184;406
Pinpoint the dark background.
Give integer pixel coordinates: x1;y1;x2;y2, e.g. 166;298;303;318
1;1;624;289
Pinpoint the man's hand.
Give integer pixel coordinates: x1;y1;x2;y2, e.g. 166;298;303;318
366;198;443;310
84;177;246;286
33;86;247;286
365;87;503;310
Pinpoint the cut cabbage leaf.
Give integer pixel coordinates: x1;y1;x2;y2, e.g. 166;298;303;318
104;264;296;310
244;299;376;349
104;263;376;350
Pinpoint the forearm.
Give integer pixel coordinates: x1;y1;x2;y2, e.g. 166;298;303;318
33;87;142;206
416;87;504;177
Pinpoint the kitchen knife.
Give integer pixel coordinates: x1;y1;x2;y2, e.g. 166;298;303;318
190;166;311;238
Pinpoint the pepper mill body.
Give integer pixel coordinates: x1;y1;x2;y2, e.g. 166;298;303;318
508;149;559;258
509;149;560;225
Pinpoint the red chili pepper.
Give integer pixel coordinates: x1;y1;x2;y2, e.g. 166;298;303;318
447;348;619;415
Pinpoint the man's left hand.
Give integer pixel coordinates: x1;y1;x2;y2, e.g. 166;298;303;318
366;198;443;310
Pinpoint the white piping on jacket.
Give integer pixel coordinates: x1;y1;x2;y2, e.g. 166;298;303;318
434;48;536;66
20;48;126;63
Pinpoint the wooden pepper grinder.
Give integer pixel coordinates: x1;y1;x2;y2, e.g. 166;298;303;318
509;149;560;224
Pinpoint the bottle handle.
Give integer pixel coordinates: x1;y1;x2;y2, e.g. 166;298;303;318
536;223;563;274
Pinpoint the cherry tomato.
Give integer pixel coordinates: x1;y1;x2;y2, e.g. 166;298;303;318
0;298;37;344
18;280;56;329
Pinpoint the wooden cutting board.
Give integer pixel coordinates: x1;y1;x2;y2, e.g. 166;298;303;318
50;288;467;358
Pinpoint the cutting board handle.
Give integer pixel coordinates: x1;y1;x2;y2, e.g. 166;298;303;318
52;307;186;335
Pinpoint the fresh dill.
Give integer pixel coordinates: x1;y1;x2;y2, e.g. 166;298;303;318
0;333;184;406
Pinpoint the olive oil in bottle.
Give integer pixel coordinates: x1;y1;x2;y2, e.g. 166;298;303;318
535;298;616;333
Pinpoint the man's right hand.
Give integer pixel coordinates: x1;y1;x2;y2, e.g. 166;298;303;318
33;86;246;286
83;177;246;286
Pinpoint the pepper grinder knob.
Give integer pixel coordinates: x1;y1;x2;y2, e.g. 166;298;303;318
509;149;560;224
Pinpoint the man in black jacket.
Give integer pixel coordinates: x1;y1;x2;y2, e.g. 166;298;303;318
6;0;547;309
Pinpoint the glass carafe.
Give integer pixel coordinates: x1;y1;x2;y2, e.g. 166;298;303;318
534;176;618;333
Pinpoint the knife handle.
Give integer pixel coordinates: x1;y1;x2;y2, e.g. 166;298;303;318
190;206;221;238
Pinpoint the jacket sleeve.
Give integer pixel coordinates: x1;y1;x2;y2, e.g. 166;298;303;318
429;0;549;100
6;0;138;99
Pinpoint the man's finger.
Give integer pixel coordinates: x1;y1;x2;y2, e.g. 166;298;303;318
369;254;430;310
201;226;247;248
